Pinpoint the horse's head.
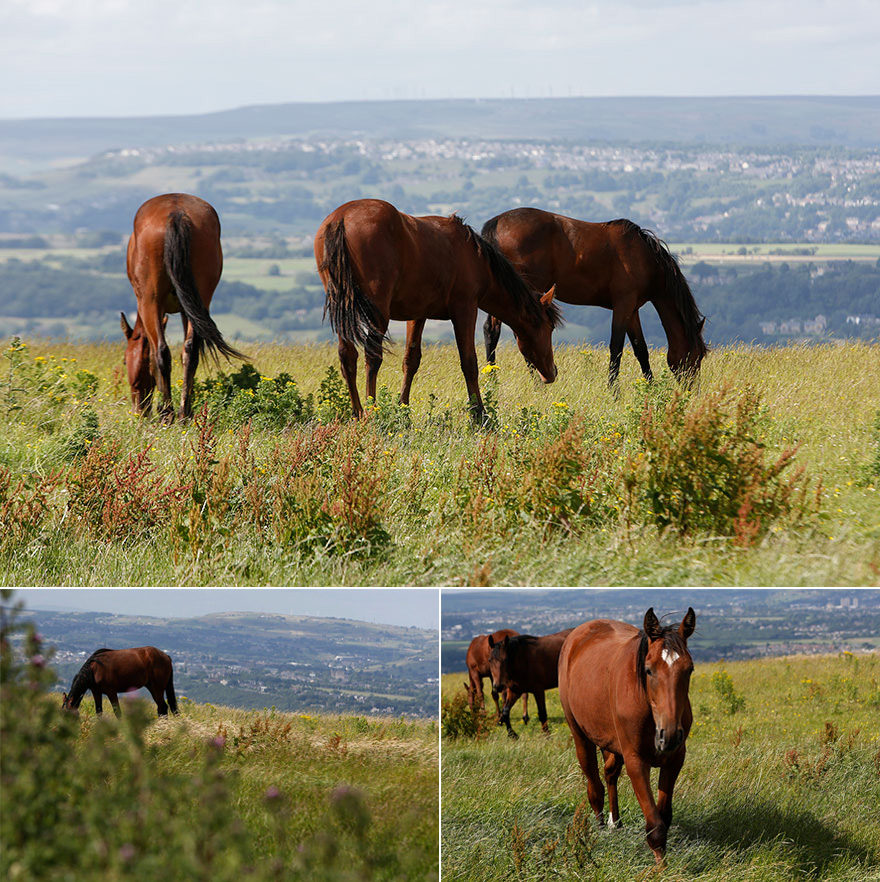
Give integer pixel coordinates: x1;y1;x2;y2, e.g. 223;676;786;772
514;286;559;384
640;607;696;755
61;691;79;714
668;317;707;387
120;312;156;415
487;634;513;696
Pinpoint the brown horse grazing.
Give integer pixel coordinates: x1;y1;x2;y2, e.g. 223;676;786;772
121;193;244;421
314;199;562;422
481;208;707;389
558;607;696;863
487;628;573;738
61;647;179;717
466;630;529;724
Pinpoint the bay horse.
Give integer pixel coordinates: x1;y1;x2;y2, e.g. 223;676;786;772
558;607;696;863
61;646;179;717
314;199;562;422
481;208;707;389
487;628;573;738
121;193;244;421
465;630;529;724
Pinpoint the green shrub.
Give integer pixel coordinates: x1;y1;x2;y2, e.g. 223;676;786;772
712;669;746;714
441;690;490;741
623;384;818;542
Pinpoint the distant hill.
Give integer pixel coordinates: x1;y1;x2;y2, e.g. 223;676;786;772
2;96;879;170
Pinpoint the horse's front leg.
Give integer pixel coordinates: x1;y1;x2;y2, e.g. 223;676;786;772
450;307;484;423
624;753;667;862
399;319;425;406
498;690;522;739
627;311;653;382
608;310;628;395
483;314;502;365
657;747;686;830
521;693;529;725
107;692;122;718
535;690;550;734
92;690;103;716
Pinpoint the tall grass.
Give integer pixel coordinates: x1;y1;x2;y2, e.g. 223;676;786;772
1;596;438;881
1;337;878;585
441;652;880;881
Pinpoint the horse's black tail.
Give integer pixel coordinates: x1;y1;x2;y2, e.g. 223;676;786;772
166;670;180;715
320;218;386;360
164;210;245;363
635;224;708;358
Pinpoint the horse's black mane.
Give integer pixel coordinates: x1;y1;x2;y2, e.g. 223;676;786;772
67;648;112;706
452;215;563;329
635;627;688;690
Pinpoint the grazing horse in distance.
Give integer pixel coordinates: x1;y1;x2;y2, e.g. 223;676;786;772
558;607;696;863
61;647;179;717
481;208;707;389
487;628;573;738
121;193;244;421
465;630;530;724
314;198;562;423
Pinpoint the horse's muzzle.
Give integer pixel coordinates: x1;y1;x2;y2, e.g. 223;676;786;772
655;727;684;754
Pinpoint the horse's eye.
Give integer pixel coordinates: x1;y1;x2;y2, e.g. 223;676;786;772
646;668;653;677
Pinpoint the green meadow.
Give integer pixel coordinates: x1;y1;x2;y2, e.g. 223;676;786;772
441;652;880;881
1;337;879;586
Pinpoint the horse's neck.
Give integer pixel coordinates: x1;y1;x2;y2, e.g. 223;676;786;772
478;282;531;335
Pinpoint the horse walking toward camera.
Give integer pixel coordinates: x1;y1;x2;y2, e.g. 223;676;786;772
465;630;529;724
314;199;561;422
481;208;707;388
487;628;573;737
61;646;179;717
558;607;696;863
121;193;244;421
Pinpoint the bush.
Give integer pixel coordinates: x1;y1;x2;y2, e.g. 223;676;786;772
623;384;819;543
441;690;490;741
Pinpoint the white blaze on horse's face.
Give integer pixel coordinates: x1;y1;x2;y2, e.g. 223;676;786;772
662;648;680;668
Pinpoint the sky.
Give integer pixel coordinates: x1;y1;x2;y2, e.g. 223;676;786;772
1;0;878;120
12;588;439;630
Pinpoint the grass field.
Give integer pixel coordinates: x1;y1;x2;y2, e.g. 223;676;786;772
1;337;879;586
441;652;880;881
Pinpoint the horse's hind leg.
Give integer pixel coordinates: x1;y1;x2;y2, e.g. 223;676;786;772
603;750;624;827
337;336;363;417
535;690;550;735
166;673;180;715
626;311;653;382
148;684;169;716
364;329;385;405
107;692;121;718
399;318;425;406
569;725;606;824
179;314;200;420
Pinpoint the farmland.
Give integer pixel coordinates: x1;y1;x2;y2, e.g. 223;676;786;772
1;335;878;586
441;651;880;881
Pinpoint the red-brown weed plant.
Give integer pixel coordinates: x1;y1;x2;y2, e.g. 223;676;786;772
0;468;59;544
64;440;189;541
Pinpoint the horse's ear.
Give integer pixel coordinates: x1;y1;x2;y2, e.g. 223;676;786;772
643;607;663;640
487;635;495;649
679;607;696;640
698;317;706;332
503;635;510;648
162;314;169;330
540;284;556;306
120;312;133;339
